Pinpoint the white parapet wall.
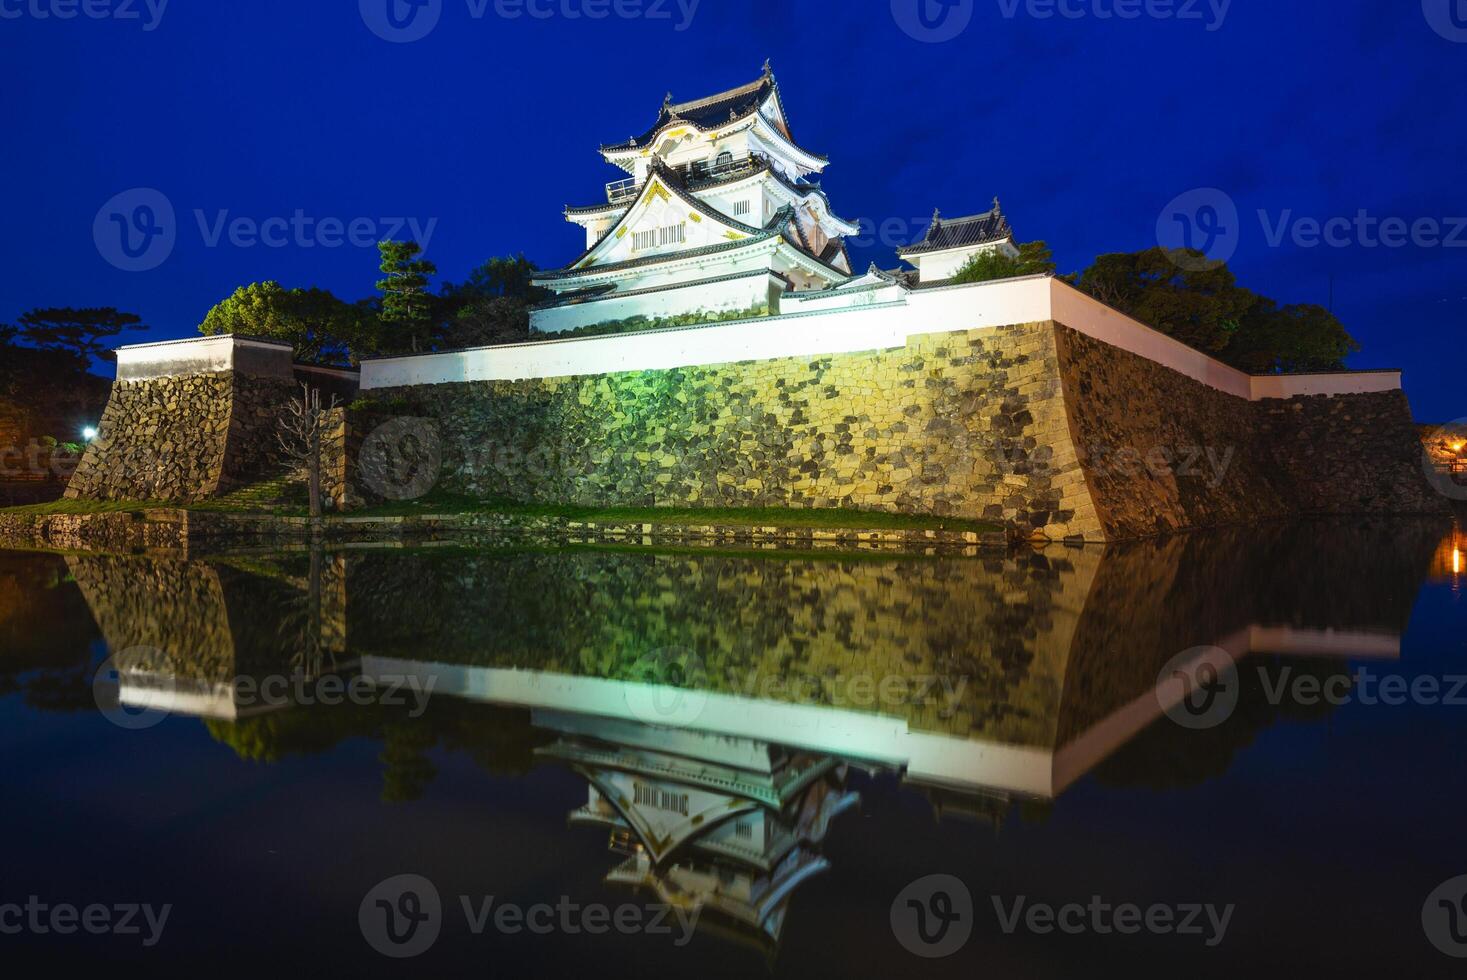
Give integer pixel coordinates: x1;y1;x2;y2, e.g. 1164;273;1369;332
359;276;1404;402
115;335;296;382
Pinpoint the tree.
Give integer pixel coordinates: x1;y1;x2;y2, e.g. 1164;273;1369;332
1068;247;1359;371
0;314;113;443
1068;247;1257;355
15;307;146;363
453;254;542;300
436;255;548;349
376;241;438;354
199;282;375;365
443;295;535;348
277;383;340;520
1226;299;1358;374
948;240;1058;285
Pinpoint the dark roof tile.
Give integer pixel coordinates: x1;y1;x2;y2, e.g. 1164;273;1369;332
898;200;1014;256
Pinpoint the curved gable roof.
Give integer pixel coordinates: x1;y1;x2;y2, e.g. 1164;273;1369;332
600;68;825;163
538;163;776;280
898;200;1015;257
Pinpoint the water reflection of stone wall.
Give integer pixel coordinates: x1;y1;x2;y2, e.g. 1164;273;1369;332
1055;519;1444;745
52;517;1449;759
343;549;1101;748
65;552;345;682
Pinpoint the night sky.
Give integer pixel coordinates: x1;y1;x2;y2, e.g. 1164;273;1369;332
2;1;1463;420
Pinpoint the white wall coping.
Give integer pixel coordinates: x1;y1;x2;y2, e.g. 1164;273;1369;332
114;333;295;382
115;333;293;353
1248;371;1402;400
357;276;1404;403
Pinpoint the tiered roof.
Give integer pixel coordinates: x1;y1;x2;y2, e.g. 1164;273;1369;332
898;199;1014;257
599;63;827;164
538;161;850;285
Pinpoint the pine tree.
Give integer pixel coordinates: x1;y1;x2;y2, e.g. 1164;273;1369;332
376;241;438;353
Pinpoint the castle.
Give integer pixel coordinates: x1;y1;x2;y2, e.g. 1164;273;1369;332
62;68;1447;542
530;63;1016;335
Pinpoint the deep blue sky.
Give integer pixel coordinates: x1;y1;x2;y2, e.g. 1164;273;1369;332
2;0;1463;420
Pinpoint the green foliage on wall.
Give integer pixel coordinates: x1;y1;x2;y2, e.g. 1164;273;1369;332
1068;247;1359;373
947;241;1058;285
537;303;769;341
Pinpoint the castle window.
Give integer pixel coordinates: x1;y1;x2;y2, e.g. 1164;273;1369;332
633;783;689;816
633;223;686;250
732;200;751;216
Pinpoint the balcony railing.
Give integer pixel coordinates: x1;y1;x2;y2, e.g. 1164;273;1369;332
606;177;639;203
604;153;766;204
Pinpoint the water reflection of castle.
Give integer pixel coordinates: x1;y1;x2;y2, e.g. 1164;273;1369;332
54;518;1451;951
537;711;858;945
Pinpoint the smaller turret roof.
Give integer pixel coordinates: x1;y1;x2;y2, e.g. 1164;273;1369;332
898;198;1014;256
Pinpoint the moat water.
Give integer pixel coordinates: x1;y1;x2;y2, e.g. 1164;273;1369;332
3;519;1467;977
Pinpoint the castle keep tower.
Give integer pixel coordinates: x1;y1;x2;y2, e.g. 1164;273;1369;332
531;64;861;335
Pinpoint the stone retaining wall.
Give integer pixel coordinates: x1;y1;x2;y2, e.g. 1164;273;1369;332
58;321;1447;542
363;321;1103;541
1054;325;1446;539
64;371;298;503
355;320;1444;541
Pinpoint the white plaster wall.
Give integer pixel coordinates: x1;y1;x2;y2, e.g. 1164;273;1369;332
1248;372;1403;399
115;335;294;382
364;301;914;388
911;241;1017;282
1048;282;1256;399
361;275;1405;404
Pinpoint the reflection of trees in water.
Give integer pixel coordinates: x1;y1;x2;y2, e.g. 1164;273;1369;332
205;699;550;804
1091;657;1347;790
0;553;102;711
